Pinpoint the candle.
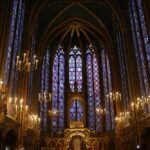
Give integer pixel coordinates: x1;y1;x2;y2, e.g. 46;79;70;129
119;93;121;100
20;99;23;105
19;61;21;70
23;53;26;62
38;117;41;123
20;105;23;112
39;93;41;102
28;62;31;72
49;93;51;101
9;97;12;103
35;59;38;69
25;105;28;112
0;79;3;89
16;105;18;112
44;92;46;101
131;102;135;110
16;56;19;66
33;55;36;63
15;97;17;104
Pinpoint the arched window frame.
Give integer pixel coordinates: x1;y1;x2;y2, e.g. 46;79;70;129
69;46;82;92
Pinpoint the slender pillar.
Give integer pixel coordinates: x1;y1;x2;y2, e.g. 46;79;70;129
0;0;12;78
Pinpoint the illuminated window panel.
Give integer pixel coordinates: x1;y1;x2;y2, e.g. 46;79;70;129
86;46;101;132
40;50;50;132
70;100;83;121
102;50;114;131
116;22;129;109
52;46;65;132
69;46;82;92
4;0;24;96
129;0;150;95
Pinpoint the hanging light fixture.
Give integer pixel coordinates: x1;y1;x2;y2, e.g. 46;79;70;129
48;109;59;117
106;91;121;102
16;51;38;72
39;91;51;103
96;107;107;115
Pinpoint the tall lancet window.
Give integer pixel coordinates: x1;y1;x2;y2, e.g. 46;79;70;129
116;22;129;109
86;45;101;132
102;49;114;131
52;46;65;132
129;0;150;95
69;46;82;92
4;0;25;96
40;50;50;131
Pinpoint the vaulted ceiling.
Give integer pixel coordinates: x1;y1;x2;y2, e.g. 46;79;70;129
28;0;129;56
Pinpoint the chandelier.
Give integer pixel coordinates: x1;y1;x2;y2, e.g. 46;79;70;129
106;91;121;101
29;114;41;129
48;109;59;117
39;91;51;103
7;97;29;119
115;111;130;125
16;51;38;72
96;107;107;115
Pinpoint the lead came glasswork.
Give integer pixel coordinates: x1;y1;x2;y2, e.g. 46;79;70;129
52;46;65;132
86;45;101;131
70;100;83;121
40;50;50;131
4;0;25;96
129;0;150;95
116;22;129;109
102;49;114;131
69;46;82;92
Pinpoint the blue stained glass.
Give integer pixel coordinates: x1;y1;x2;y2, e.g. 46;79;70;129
86;45;101;132
129;0;150;95
137;0;150;66
52;46;65;132
4;0;18;84
70;100;83;121
28;29;36;106
116;22;129;109
69;56;75;92
40;50;50;131
69;46;82;92
4;0;25;96
102;50;114;131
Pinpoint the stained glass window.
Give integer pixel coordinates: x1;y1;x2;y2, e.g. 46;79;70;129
102;49;114;131
70;100;83;122
116;22;129;109
52;46;65;132
4;0;25;96
28;29;37;106
86;45;101;132
129;0;150;95
69;46;82;92
40;50;50;132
